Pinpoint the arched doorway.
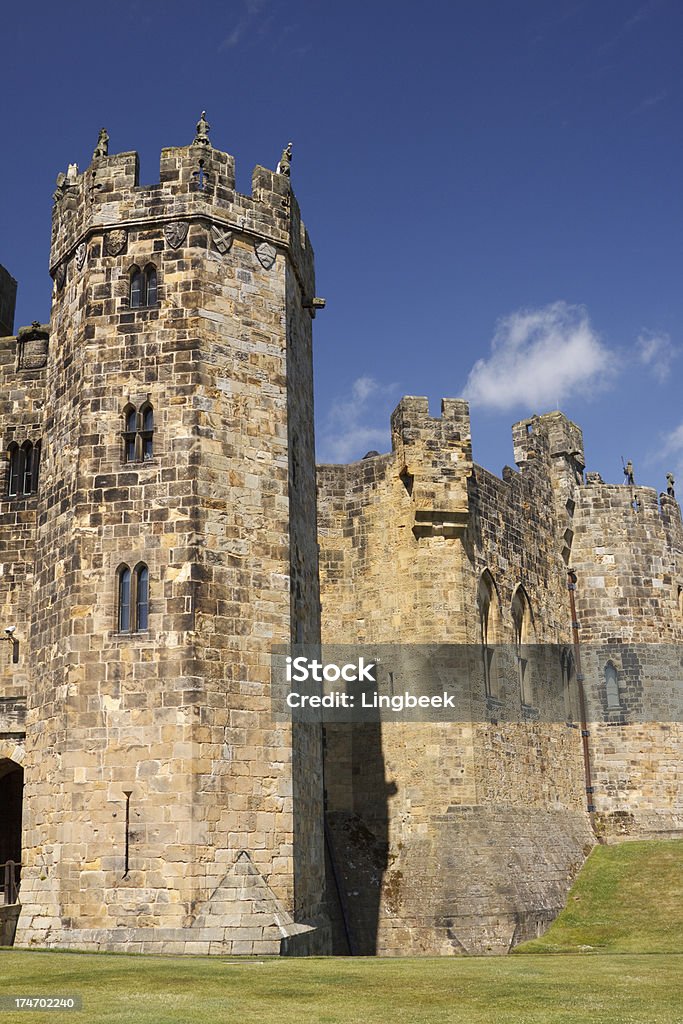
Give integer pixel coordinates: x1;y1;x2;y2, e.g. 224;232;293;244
0;759;23;902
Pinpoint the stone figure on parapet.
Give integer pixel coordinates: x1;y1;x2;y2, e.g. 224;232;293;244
193;111;211;147
92;128;109;160
53;173;67;204
667;473;675;497
53;164;78;204
623;459;635;485
277;142;293;176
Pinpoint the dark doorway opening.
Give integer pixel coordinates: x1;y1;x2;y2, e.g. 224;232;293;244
0;760;23;902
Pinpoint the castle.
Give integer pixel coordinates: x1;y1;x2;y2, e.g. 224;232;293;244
0;118;681;956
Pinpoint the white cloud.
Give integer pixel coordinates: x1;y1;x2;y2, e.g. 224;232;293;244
658;425;683;493
317;376;400;463
599;0;664;52
221;24;245;48
660;423;683;480
462;301;614;413
220;0;270;50
629;89;668;117
663;423;683;450
637;330;678;383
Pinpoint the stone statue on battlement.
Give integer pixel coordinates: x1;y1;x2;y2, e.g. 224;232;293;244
666;473;675;497
277;142;293;177
53;167;77;204
193;110;211;147
52;172;67;203
92;128;109;160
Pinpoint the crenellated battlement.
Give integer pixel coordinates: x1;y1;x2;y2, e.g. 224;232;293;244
390;397;473;467
511;412;586;565
390;397;472;537
577;478;683;545
512;411;585;470
50;128;315;301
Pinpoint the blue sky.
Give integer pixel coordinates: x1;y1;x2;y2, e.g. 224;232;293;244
1;0;681;489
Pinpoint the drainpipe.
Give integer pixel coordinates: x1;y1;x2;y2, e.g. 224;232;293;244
567;569;596;824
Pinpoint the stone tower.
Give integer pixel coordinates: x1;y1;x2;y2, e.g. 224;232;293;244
13;120;329;953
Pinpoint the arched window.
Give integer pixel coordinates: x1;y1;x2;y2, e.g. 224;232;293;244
140;404;154;461
6;441;40;497
7;444;20;497
117;563;150;632
605;662;620;710
477;571;501;698
129;266;143;309
135;563;149;631
122;403;155;463
118;565;131;632
512;587;535;706
129;264;157;308
123;405;137;463
143;264;157;306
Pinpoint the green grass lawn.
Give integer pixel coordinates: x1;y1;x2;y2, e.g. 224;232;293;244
0;950;682;1024
515;838;683;954
1;839;681;1023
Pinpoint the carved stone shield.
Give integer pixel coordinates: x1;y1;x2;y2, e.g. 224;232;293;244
164;221;189;249
255;241;277;269
211;225;233;255
17;323;49;370
76;242;87;270
104;229;127;256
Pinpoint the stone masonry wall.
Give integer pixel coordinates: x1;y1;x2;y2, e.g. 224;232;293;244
0;326;45;729
318;402;593;955
570;481;683;838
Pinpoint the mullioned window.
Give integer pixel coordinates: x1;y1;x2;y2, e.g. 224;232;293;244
6;440;41;497
129;264;158;308
117;562;150;633
122;403;154;463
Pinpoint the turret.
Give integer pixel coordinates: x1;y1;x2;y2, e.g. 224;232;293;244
513;412;585;564
390;397;472;538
